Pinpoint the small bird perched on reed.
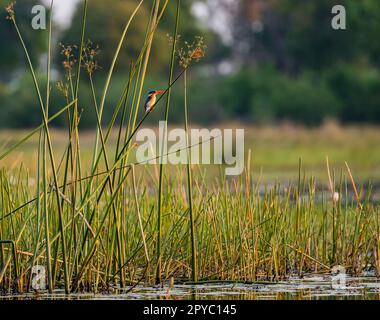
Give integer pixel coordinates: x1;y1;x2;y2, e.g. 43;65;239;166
144;90;165;113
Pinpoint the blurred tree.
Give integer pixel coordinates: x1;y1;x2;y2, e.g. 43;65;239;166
218;65;341;125
237;0;380;72
274;0;380;72
2;0;380;127
325;63;380;123
211;0;380;73
0;0;47;82
1;73;46;127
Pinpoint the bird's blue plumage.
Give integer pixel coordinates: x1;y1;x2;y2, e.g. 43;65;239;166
144;93;156;112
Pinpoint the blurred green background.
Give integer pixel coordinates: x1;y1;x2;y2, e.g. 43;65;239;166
1;0;380;128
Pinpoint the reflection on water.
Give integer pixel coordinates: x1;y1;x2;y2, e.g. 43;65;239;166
1;275;380;300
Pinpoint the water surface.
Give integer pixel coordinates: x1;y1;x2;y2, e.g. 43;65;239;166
1;275;380;300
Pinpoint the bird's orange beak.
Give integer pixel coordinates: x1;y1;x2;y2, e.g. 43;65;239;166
155;90;165;94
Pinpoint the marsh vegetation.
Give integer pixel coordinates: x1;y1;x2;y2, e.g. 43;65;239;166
0;1;379;297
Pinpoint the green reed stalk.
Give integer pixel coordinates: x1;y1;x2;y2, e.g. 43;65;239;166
28;130;44;292
131;165;150;263
8;7;70;293
91;0;144;168
156;0;180;284
81;0;171;189
42;1;54;293
81;0;144;289
126;1;160;143
183;69;197;282
114;64;133;164
72;172;130;288
88;72;126;288
76;3;145;284
71;0;88;218
63;1;88;282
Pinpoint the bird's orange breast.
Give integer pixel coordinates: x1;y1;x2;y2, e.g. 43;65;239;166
147;95;156;109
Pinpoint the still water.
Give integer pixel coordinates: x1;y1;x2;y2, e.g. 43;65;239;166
1;274;380;300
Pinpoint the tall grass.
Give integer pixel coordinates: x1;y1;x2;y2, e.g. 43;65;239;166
0;159;379;293
156;0;180;284
0;1;379;295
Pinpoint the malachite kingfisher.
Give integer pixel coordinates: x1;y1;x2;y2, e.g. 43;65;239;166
144;90;165;113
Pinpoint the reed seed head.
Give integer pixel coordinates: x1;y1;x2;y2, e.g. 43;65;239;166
82;40;101;76
178;36;207;68
5;1;15;20
59;43;77;72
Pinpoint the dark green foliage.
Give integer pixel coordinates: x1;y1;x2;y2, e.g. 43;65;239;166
325;63;380;123
0;0;46;82
216;66;341;125
0;74;47;128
